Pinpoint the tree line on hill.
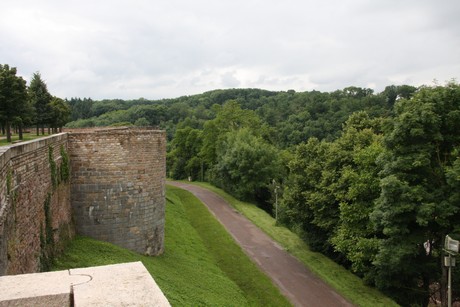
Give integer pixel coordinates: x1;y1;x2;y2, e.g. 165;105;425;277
65;83;460;306
3;62;459;306
64;82;460;306
0;64;71;142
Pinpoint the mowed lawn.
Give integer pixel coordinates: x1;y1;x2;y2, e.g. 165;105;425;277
52;185;291;306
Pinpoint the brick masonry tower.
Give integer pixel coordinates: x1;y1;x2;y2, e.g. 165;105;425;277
67;127;165;256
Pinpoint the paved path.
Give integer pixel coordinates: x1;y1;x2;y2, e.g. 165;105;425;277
168;182;354;307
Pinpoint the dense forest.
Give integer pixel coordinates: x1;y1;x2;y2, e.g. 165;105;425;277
65;83;460;306
2;63;460;306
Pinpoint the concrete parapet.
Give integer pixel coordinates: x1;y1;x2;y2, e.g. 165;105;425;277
0;262;170;306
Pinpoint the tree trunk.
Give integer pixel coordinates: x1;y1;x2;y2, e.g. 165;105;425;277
41;125;45;135
6;121;12;143
36;124;39;136
47;127;50;135
441;257;448;307
422;274;431;307
18;124;23;140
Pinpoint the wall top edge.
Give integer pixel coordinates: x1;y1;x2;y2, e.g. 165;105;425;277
0;133;68;170
64;127;165;134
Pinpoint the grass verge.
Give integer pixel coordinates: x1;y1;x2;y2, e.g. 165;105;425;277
52;185;290;306
188;181;399;307
0;132;51;146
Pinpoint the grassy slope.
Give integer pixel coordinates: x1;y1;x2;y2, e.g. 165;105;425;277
189;181;399;307
53;185;290;306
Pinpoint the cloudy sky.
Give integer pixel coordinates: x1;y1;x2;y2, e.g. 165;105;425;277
1;0;459;100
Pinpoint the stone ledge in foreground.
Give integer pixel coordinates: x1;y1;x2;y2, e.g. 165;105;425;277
0;262;170;307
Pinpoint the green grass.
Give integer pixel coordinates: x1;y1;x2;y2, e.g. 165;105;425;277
52;185;290;306
0;132;51;146
188;181;399;307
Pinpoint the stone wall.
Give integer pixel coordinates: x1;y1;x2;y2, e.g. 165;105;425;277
67;127;165;256
0;127;165;276
0;134;74;275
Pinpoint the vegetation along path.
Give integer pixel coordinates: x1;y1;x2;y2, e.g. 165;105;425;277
168;181;354;307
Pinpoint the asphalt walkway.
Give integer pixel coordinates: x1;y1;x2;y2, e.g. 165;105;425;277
167;181;354;307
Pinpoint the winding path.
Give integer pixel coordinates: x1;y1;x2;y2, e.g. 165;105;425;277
167;181;354;307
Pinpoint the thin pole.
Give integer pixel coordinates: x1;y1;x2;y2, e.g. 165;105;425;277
448;253;452;307
275;187;278;222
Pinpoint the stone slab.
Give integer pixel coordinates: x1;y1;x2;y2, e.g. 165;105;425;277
0;269;88;307
0;262;170;307
71;262;170;307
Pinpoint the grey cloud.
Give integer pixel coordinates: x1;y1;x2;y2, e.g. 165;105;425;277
1;0;459;99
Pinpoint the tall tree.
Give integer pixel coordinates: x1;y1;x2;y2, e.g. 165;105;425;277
280;137;332;252
330;112;384;281
371;82;460;306
201;100;265;167
49;97;71;132
0;64;28;142
213;128;283;205
29;72;52;135
167;127;203;180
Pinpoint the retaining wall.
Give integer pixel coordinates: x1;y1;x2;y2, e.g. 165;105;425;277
0;134;74;275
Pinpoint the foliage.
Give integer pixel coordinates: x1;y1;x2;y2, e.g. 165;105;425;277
0;64;29;141
213;128;284;207
40;193;54;271
29;72;52;134
52;186;290;306
200;100;266;167
49;97;71;130
1;64;71;142
48;145;58;188
60;145;70;182
167;127;203;180
57;79;460;305
370;82;460;306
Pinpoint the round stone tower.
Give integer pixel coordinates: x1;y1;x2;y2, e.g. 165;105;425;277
67;127;165;255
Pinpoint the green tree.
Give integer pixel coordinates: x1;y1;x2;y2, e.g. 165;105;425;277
0;64;28;142
68;97;94;120
29;72;52;135
134;117;150;126
280;137;332;252
167;127;203;180
330;112;384;281
201;100;265;167
371;82;460;306
49;97;71;132
213;128;283;206
281;112;385;261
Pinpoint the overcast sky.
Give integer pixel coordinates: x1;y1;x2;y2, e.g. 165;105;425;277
1;0;459;100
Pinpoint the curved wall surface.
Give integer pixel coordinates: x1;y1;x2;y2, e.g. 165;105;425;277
68;127;166;256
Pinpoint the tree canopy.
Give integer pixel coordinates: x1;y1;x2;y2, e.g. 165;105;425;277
49;78;460;305
0;64;29;141
0;65;71;141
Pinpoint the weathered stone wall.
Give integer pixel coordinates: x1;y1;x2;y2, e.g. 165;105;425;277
0;134;74;276
67;127;165;256
0;127;165;276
